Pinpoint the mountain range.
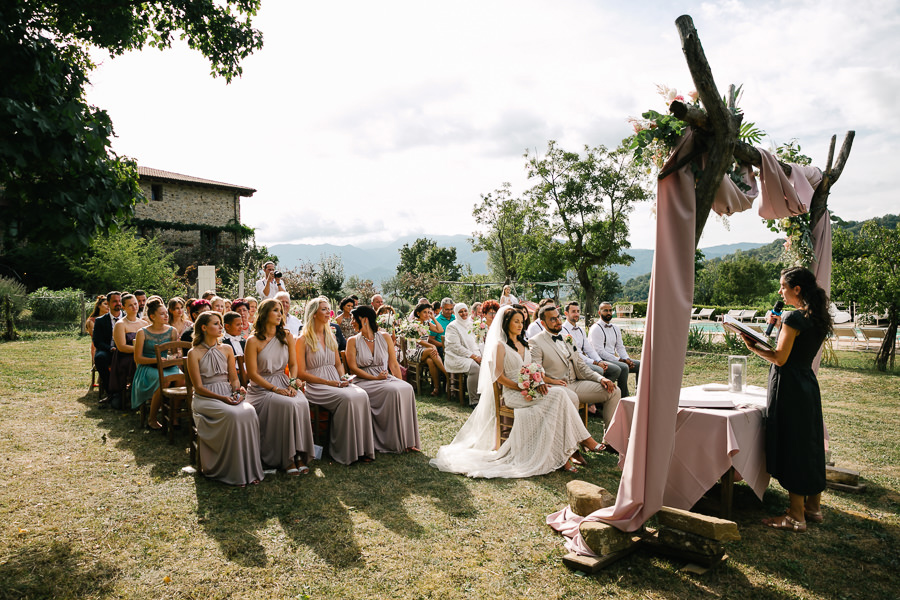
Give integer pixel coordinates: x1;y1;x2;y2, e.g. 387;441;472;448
268;235;768;285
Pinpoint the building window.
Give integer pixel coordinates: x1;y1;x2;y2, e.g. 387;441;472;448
151;184;163;201
201;230;218;255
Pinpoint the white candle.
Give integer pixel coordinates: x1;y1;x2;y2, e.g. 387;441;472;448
730;363;743;392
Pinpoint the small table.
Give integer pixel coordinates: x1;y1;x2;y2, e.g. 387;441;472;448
603;385;770;517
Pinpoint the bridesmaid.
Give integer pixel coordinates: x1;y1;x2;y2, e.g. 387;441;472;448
187;311;264;486
296;297;375;465
245;299;315;475
346;305;420;453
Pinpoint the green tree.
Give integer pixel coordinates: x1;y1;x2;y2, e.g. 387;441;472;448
833;223;899;370
76;229;184;298
0;1;263;255
344;276;379;303
525;141;651;324
694;255;778;306
317;254;345;304
394;237;462;301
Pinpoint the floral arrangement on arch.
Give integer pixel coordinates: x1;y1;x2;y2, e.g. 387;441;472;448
517;363;546;402
764;140;817;268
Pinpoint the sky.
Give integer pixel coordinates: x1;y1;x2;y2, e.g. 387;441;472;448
86;0;899;253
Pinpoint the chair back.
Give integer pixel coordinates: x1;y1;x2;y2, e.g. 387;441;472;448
398;337;409;368
155;341;192;389
235;355;248;387
493;381;515;450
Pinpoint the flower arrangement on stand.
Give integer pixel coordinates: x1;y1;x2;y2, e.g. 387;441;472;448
517;363;546;402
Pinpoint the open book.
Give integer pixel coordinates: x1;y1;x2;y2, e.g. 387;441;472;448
723;315;775;351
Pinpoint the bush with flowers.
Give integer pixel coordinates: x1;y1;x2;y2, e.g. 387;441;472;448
517;362;546;402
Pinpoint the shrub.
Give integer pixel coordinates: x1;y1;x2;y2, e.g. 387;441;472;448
28;287;83;322
0;276;28;315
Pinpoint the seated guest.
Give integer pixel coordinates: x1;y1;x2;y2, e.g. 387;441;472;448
471;302;483;319
346;305;420;453
108;294;144;409
331;319;347;352
224;299;233;312
181;299;212;343
275;291;301;337
480;299;500;330
562;301;619;380
588;302;640;397
187;311;263;486
525;298;555;340
167;297;191;340
210;296;226;314
245;299;315;475
335;296;356;341
223;311;245;357
296;297;375;465
245;296;258;325
230;298;252;339
408;302;448;397
443;303;481;405
370;294;384;312
133;289;147;319
86;295;109;359
92;291;121;402
201;290;216;301
432;297;454;358
499;285;517;306
134;299;183;428
529;305;621;429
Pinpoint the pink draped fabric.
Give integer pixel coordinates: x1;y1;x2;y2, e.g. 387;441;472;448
547;140;831;556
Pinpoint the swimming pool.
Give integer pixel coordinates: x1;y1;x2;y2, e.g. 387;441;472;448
617;319;726;333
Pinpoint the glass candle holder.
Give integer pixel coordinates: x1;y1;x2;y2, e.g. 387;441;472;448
728;355;748;393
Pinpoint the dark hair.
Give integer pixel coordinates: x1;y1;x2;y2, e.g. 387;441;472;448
231;298;249;312
565;301;579;312
106;290;121;303
89;295;107;319
352;305;378;333
502;307;527;350
145;298;166;322
254;298;287;344
413;303;431;319
201;290;216;300
192;311;222;347
133;289;146;297
781;266;832;340
188;299;211;320
538;298;555;308
223;311;242;326
538;304;559;323
339;296;355;310
481;299;500;314
431;300;441;313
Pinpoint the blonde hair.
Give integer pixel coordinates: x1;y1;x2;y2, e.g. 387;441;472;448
302;296;338;354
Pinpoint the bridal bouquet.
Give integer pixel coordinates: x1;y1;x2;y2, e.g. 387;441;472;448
517;363;546;401
469;317;488;343
376;313;398;334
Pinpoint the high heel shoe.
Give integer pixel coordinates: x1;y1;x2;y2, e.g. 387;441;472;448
581;441;605;453
560;459;578;473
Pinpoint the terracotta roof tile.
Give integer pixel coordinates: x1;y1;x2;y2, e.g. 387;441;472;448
137;166;256;196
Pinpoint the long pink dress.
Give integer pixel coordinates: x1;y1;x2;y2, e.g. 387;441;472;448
303;339;375;464
245;338;315;470
192;344;264;485
352;332;420;452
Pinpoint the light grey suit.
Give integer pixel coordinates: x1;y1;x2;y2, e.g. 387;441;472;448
529;329;622;427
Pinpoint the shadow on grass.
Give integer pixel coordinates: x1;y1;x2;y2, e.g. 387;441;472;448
194;440;478;569
0;540;117;600
75;391;189;480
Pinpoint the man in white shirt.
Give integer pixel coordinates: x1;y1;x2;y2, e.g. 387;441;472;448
275;291;301;337
588;301;640;396
255;261;286;301
524;298;554;340
561;301;622;382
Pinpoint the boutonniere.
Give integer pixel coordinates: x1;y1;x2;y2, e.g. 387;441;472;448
565;334;574;346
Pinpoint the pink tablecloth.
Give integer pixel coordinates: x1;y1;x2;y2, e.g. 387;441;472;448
603;385;770;509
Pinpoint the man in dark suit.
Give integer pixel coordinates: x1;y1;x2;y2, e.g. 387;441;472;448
92;291;123;405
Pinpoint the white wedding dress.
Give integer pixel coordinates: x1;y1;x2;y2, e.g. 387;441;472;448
430;306;591;478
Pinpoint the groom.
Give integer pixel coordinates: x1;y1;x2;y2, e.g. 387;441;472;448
529;305;621;428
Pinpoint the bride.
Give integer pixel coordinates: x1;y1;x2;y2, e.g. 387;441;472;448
430;305;604;478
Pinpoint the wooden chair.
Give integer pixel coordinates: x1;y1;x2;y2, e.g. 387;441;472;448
340;350;349;373
309;404;331;456
400;338;430;394
154;341;193;444
446;371;468;405
235;355;249;387
493;381;515;450
183;366;200;472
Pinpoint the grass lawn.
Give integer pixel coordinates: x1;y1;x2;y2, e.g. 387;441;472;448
1;337;898;599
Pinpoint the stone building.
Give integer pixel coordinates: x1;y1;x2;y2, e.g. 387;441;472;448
133;166;256;262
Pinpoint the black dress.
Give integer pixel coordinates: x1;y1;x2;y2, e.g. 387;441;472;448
766;310;827;496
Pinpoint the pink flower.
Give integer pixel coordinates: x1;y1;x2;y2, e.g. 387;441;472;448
674;95;685;103
688;90;699;102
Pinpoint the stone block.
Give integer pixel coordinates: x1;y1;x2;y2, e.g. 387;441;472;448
579;521;636;556
658;526;725;557
657;506;740;541
826;465;860;485
566;480;616;517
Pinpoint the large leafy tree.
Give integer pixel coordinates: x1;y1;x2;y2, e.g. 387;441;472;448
0;1;263;254
832;222;899;371
525;141;651;323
